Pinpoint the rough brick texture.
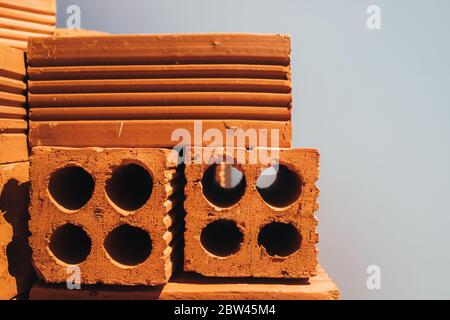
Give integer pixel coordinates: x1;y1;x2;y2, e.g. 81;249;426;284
184;147;319;278
29;266;339;300
26;34;292;148
0;161;33;300
29;147;184;285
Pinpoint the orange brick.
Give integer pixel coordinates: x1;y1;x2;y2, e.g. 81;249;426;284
0;0;56;15
28;266;339;300
0;43;26;80
0;134;28;164
29;147;184;285
28;120;291;148
0;161;34;300
184;148;319;278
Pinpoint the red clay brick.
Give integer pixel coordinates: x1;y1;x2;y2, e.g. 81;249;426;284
0;118;27;133
28;119;291;148
184;147;319;278
0;43;26;79
27;64;289;81
0;134;28;164
29;266;339;300
30;106;290;121
29;147;184;285
27;34;290;67
0;161;33;300
0;0;56;16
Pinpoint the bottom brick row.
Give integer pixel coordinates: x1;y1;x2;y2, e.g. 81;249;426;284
29;266;340;300
1;146;340;299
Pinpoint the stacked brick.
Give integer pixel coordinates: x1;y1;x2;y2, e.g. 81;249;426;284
26;34;292;148
0;30;339;299
184;147;319;278
0;45;28;164
29;147;183;285
0;0;56;51
0;44;32;299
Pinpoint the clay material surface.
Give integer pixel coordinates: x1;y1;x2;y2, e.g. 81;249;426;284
0;44;26;80
0;17;54;35
28;92;291;108
27;34;290;67
0;44;27;159
28;266;339;300
0;0;56;15
28;78;291;94
0;118;27;133
0;37;27;50
0;161;33;300
0;75;26;94
29;147;183;285
0;106;27;119
27;64;290;81
184;148;319;278
0;134;28;164
30;106;291;121
0;6;55;25
0;91;26;106
0;45;27;116
29;120;292;148
0;0;56;50
26;34;292;141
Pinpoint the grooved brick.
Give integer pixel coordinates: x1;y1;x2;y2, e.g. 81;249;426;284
27;64;290;81
30;106;291;121
0;43;25;80
0;0;56;15
27;34;290;67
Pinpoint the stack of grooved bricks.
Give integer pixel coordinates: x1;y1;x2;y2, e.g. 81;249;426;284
0;44;33;299
1;31;340;299
26;34;292;148
0;0;56;50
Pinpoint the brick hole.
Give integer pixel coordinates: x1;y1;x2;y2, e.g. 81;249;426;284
104;224;152;266
106;163;153;212
48;166;94;211
49;224;92;264
256;164;302;208
202;163;246;207
200;220;243;257
258;222;301;257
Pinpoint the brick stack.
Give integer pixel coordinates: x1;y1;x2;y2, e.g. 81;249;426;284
0;0;56;51
0;32;340;299
0;45;28;163
0;44;33;299
26;34;292;148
